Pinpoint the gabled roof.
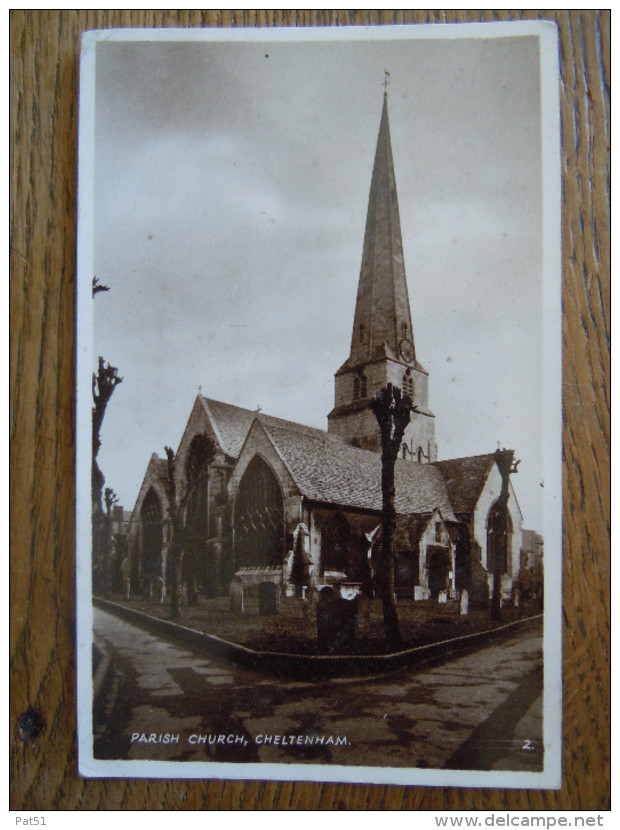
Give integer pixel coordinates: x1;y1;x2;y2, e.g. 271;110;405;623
432;453;496;514
142;452;169;485
199;396;497;521
199;397;257;458
128;453;170;530
200;396;336;461
258;417;456;518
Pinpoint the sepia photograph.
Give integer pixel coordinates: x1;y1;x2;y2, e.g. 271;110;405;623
76;23;562;788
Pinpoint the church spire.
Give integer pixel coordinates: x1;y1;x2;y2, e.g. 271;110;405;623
349;90;415;368
328;88;436;461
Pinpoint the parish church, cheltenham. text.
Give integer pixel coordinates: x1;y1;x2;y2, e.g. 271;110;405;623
120;91;537;613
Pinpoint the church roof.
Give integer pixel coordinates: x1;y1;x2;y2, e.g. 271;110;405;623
258;417;456;518
432;453;496;514
200;396;337;460
199;396;257;458
201;396;496;521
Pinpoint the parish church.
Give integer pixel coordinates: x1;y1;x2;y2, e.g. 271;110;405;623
125;93;525;609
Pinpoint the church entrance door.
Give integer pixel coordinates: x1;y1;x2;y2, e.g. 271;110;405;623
427;545;450;599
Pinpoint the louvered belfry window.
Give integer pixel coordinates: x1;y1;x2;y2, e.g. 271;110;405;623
402;373;414;399
234;456;284;568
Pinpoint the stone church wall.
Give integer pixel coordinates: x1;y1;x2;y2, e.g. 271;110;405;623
331;359;436;460
472;464;523;585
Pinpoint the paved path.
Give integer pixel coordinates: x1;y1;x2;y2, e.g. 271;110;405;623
93;608;543;771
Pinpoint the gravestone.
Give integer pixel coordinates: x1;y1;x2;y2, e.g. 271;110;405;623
229;576;244;614
459;588;469;616
317;588;358;654
334;596;358;653
438;590;448;603
316;587;337;653
258;581;279;616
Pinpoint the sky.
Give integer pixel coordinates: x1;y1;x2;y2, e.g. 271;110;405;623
87;26;554;532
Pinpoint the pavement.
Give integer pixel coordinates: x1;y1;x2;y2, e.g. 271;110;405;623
92;606;544;772
93;592;543;680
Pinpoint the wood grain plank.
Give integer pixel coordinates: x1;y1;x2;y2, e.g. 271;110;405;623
9;9;610;810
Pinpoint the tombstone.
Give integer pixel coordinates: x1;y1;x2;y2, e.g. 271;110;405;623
339;584;360;601
333;596;358;653
357;592;371;621
229;576;244;614
459;588;469;616
258;581;279;616
316;587;337;653
438;590;448;604
306;586;319;606
513;586;521;607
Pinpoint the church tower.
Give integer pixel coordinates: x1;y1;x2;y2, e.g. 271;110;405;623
327;91;437;462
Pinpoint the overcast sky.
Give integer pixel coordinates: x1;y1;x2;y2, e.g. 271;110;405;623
88;26;551;531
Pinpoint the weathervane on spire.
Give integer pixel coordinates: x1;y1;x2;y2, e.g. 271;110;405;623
383;68;391;96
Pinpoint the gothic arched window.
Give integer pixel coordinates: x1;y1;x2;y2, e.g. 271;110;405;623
487;499;513;575
353;376;360;400
234;456;284;569
360;374;367;398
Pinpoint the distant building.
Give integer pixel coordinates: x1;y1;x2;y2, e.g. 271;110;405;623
124;93;531;608
520;529;544;601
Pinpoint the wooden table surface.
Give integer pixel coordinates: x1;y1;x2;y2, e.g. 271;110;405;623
9;10;610;811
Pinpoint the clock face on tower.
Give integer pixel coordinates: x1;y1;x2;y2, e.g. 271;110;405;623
399;338;415;364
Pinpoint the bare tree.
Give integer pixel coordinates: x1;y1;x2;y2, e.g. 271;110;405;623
369;383;413;649
92;358;123;512
164;446;183;620
92;276;110;296
100;487;119;596
91;274;122;593
163;435;218;615
490;448;520;621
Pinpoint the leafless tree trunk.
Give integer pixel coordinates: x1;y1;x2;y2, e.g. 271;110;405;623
491;449;520;621
164;446;183;620
92;355;122;594
370;384;413;650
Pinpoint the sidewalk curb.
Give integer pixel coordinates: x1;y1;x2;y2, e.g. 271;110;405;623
94;597;543;680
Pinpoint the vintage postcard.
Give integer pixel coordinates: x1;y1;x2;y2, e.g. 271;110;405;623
76;23;562;787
